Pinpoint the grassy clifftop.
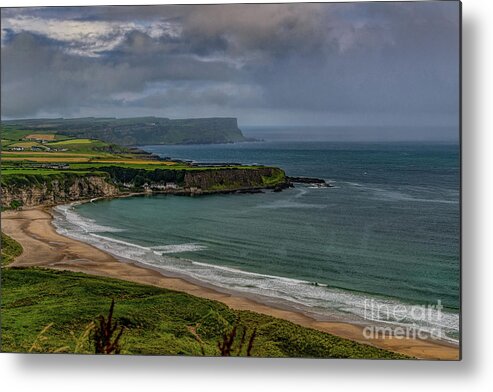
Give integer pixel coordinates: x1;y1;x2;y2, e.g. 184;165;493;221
1;166;287;208
0;268;407;358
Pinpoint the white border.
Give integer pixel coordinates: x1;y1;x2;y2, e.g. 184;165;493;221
2;0;493;390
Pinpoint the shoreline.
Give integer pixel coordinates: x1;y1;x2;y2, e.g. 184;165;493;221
1;206;460;360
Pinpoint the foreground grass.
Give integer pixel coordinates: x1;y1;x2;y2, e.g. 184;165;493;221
1;268;407;358
1;232;23;266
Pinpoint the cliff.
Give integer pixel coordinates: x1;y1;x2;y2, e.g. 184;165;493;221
1;174;119;208
1;167;288;208
183;167;286;193
96;165;287;193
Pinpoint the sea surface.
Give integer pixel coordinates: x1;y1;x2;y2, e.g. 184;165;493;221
53;129;460;343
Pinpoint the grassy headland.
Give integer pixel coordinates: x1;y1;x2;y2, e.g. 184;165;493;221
1;125;287;208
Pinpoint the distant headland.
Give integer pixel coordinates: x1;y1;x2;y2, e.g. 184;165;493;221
1;117;252;146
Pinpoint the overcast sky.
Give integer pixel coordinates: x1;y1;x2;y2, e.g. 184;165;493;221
1;2;460;133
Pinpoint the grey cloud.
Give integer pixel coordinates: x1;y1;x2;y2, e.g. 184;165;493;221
1;2;460;131
250;2;459;116
1;31;241;117
120;82;263;109
179;4;331;58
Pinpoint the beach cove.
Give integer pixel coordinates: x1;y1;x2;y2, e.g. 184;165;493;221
1;206;459;359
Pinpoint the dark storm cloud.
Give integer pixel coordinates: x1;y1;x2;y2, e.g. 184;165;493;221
1;2;460;133
1;30;241;117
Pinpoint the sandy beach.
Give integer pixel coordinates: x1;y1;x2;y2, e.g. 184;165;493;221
1;207;460;360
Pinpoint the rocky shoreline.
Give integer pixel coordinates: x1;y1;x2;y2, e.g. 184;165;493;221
287;176;332;187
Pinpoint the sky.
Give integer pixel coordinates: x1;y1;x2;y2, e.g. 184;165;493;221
1;2;460;136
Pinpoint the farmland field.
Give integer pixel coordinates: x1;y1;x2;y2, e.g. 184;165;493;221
25;133;56;141
48;138;93;145
9;141;45;148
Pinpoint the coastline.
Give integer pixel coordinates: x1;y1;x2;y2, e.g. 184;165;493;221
1;206;460;360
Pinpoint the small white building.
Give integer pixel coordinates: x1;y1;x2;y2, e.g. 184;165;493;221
165;182;178;190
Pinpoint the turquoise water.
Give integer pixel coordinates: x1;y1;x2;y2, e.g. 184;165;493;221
53;139;460;342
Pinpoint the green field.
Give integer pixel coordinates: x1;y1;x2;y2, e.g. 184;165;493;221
2;125;131;155
1;129;50;141
9;141;46;149
49;138;94;145
45;138;116;153
0;267;408;358
0;166;96;176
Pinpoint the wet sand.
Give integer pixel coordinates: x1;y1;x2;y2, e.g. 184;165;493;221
1;207;460;360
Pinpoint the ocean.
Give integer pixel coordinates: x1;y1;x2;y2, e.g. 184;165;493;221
52;128;460;343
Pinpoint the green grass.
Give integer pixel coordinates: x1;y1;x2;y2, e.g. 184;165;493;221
46;138;113;153
1;232;23;266
1;128;69;142
1;153;105;158
1;168;89;176
68;162;265;171
1;170;94;179
9;141;47;149
262;168;286;186
49;138;95;145
1;129;128;155
1;129;43;140
68;162;185;171
0;268;408;358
